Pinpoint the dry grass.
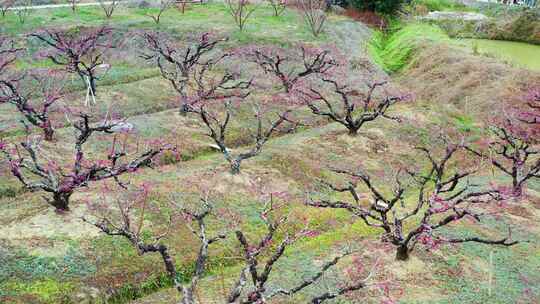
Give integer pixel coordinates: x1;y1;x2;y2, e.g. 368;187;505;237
399;42;540;123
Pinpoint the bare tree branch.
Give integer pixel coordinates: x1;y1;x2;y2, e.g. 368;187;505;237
308;142;519;261
1;113;163;211
30;26;113;95
300;78;407;136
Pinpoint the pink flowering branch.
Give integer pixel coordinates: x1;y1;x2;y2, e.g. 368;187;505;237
0;71;63;140
308;140;519;261
0;114;164;211
466;118;539;197
228;194;366;304
0;38;60;140
300;77;409;136
30;26;114;95
142;32;229;113
85;189;226;304
145;32;297;174
519;87;540;129
245;45;338;93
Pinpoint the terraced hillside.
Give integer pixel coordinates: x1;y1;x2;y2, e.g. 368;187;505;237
1;3;539;304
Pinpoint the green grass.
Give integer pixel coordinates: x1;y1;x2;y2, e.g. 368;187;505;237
0;245;94;302
368;23;449;73
2;279;75;302
435;241;540;303
1;4;323;46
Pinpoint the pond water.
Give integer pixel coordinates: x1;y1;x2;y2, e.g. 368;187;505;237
458;39;540;71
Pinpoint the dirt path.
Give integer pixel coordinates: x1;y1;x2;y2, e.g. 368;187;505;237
8;1;115;10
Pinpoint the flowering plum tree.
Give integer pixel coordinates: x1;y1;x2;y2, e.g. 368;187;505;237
466;120;539;197
245;45;338;93
144;32;297;174
300;78;408;136
87;185;371;304
0;70;64;141
0;39;63;140
86;187;227;304
227;195;369;304
0;114;164;211
308;140;519;261
30;26;114;96
466;90;540;196
141;32;227;113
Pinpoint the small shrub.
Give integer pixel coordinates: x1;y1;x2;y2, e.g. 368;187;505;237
158;149;181;165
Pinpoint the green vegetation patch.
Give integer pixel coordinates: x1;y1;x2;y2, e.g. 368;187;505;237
0;245;95;301
368;23;449;73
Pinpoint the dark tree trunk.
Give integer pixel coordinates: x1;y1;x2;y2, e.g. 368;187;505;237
347;127;359;136
181;287;195;304
179;103;190;116
395;245;410;261
230;159;241;175
158;246;177;281
52;191;72;211
511;175;523;197
43;124;54;141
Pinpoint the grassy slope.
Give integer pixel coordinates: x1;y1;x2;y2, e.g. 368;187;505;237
368;23;449;73
1;6;540;304
0;5;385;303
1;3;320;42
